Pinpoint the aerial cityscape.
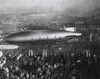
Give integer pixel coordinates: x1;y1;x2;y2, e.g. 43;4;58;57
0;0;100;79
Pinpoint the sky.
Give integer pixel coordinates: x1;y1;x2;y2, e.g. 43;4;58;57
0;0;100;15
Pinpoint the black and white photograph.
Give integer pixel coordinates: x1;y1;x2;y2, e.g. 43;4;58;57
0;0;100;79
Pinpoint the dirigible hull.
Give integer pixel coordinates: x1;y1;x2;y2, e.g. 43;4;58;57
5;30;81;44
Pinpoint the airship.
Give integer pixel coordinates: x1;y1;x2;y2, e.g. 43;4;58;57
5;30;82;44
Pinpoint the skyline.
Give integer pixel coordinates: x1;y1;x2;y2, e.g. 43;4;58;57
0;0;100;32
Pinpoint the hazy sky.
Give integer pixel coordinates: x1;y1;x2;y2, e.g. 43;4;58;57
0;0;100;14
